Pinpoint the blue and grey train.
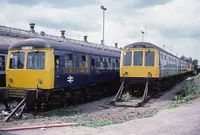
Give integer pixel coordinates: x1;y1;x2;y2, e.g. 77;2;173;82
3;38;120;108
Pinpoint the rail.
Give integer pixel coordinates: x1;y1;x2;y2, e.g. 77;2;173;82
0;25;121;52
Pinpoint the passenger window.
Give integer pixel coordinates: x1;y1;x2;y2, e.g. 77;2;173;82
91;58;95;69
55;55;60;70
103;58;108;68
95;57;101;68
123;51;132;66
112;59;116;68
79;55;88;72
116;59;120;68
134;51;143;66
108;58;111;68
0;56;5;71
145;51;155;66
64;53;75;72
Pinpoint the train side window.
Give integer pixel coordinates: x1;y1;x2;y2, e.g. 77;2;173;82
0;56;5;71
103;58;108;68
161;54;163;59
164;55;167;60
91;58;95;69
134;51;143;66
55;55;60;70
64;53;75;72
116;59;120;68
111;58;116;68
79;55;89;72
145;51;155;66
123;51;132;66
95;57;101;68
108;58;111;68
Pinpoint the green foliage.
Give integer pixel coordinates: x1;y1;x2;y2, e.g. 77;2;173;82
167;79;200;108
121;92;133;101
180;55;198;69
196;74;200;79
79;120;122;127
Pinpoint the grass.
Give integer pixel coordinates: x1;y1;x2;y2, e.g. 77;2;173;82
39;108;85;122
167;78;200;108
121;92;133;102
79;120;122;127
196;74;200;79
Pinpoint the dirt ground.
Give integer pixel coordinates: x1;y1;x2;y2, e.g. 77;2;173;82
0;77;189;129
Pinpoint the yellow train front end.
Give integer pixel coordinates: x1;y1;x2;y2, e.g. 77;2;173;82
5;47;54;100
120;47;159;83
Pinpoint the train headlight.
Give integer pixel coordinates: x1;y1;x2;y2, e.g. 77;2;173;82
148;72;152;77
125;71;128;75
38;79;43;84
9;77;13;83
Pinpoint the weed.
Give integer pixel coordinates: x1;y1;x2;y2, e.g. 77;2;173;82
121;92;133;102
79;120;122;127
167;78;200;108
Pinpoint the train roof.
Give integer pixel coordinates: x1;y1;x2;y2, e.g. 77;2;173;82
123;42;187;63
9;38;120;57
0;44;10;51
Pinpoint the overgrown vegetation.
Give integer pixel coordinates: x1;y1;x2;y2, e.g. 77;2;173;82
39;107;84;121
121;92;133;101
167;78;200;108
196;74;200;79
79;120;122;127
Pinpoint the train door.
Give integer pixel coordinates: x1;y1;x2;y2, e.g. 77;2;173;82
0;54;7;87
54;53;63;88
90;56;97;83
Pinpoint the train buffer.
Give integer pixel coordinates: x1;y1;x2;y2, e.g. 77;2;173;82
3;92;29;122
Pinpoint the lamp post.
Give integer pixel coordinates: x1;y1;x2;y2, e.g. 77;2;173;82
101;5;107;51
141;31;145;42
145;26;147;42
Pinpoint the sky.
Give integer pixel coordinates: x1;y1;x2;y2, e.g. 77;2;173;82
0;0;200;61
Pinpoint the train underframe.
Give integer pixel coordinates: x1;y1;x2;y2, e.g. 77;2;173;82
0;79;120;113
116;71;194;103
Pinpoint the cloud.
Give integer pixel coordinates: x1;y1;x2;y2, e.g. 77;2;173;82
0;0;200;61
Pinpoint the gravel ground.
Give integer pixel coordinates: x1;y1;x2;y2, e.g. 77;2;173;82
0;77;191;129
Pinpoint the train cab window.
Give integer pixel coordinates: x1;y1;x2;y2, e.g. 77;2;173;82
9;52;25;69
145;51;155;66
0;56;5;71
55;55;60;70
27;52;45;69
123;51;132;66
134;51;143;66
